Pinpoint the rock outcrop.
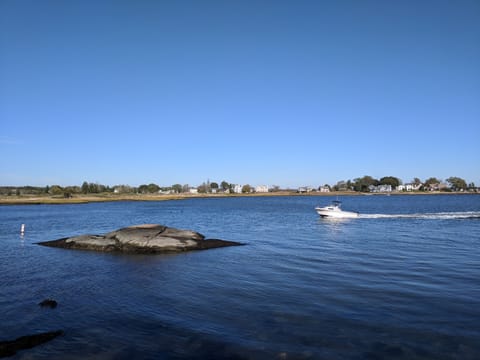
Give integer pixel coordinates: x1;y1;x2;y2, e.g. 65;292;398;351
0;330;64;358
37;224;242;254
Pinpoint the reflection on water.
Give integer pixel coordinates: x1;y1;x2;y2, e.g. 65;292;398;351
317;217;355;237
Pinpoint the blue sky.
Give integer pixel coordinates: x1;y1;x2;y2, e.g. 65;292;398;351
1;0;479;188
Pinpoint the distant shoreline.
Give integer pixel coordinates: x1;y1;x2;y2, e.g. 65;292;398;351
0;191;477;205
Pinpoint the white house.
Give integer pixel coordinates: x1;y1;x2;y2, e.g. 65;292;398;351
298;186;314;193
255;185;269;193
369;184;392;192
233;184;243;194
397;183;423;192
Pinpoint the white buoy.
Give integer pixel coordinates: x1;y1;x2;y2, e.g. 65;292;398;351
20;224;25;234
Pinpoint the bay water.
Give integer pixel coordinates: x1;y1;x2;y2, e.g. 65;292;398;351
1;194;479;359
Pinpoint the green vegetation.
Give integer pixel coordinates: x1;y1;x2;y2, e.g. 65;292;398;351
241;184;252;193
446;177;468;191
424;177;440;188
138;183;160;194
379;176;401;188
352;176;378;192
0;175;477;203
334;175;476;193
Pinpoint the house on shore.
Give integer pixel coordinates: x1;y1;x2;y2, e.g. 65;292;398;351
255;185;269;193
397;183;423;192
368;184;392;193
297;186;314;193
425;182;449;191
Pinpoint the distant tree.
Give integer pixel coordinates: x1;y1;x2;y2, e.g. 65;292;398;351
137;183;159;193
334;180;347;191
221;181;230;191
147;183;160;193
412;177;422;185
446;177;467;191
138;184;146;194
210;182;219;190
88;183;98;193
424;177;440;186
424;177;440;185
182;184;190;193
81;181;89;194
424;177;440;191
353;176;378;192
270;185;280;192
197;182;209;193
241;184;252;193
468;182;476;190
172;184;183;193
49;185;64;195
379;176;401;188
346;180;353;190
64;186;80;194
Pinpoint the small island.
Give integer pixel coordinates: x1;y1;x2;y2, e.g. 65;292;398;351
37;224;242;254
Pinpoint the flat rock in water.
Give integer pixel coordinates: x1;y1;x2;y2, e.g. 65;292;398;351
37;224;242;254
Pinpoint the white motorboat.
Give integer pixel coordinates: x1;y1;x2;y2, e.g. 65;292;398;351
315;200;359;218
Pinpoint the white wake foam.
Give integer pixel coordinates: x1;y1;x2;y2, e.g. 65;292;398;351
359;212;480;220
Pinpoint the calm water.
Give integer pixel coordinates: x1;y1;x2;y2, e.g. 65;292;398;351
1;195;479;359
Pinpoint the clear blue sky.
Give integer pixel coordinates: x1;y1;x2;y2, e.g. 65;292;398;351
1;0;479;188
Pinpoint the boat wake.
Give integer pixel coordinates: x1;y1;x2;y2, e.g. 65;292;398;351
359;211;480;220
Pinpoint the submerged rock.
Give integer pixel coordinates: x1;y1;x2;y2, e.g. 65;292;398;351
37;224;242;254
38;299;57;309
0;330;64;358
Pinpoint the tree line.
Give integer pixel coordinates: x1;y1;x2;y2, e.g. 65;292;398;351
0;176;476;197
0;180;246;196
332;176;475;192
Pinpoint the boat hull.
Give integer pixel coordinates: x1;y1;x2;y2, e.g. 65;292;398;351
315;207;359;219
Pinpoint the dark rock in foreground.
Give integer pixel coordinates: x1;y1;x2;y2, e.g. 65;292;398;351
39;299;57;309
0;330;64;358
37;224;243;254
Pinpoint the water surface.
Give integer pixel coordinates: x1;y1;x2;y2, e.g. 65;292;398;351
1;195;479;359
